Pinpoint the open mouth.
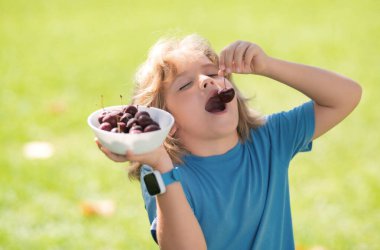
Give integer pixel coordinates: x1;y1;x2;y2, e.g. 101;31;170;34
205;95;226;113
205;88;235;113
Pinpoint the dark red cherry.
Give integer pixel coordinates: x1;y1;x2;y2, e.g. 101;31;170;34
130;125;143;134
99;122;112;131
123;105;138;116
218;88;235;103
117;122;127;133
131;125;142;131
98;115;105;124
137;115;153;127
126;118;138;130
120;113;133;123
98;111;109;124
111;127;120;133
102;114;118;127
144;124;160;132
135;111;150;119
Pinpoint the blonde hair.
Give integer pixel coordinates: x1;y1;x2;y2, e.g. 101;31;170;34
128;34;266;180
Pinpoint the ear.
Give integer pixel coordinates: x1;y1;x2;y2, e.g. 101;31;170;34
169;123;178;136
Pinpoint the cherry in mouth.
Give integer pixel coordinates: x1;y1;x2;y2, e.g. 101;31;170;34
205;74;235;113
205;88;235;113
218;73;235;103
218;88;235;103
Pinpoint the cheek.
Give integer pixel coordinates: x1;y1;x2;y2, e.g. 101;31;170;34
166;94;197;122
231;99;240;121
227;80;235;89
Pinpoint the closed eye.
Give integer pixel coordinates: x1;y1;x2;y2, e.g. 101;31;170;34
207;74;218;78
179;81;193;91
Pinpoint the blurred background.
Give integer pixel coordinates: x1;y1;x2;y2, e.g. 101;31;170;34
0;0;379;249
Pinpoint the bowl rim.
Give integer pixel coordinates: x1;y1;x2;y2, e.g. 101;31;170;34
87;105;175;136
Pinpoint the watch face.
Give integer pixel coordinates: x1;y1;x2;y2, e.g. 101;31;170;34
144;173;161;196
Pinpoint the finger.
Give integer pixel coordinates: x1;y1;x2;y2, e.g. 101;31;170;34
218;68;226;78
125;150;134;159
243;44;259;72
233;42;250;73
223;41;239;74
95;138;129;162
101;146;128;162
94;138;102;150
219;50;226;72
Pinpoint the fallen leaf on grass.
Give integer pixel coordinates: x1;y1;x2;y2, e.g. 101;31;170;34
48;100;67;115
295;245;306;250
296;244;328;250
309;246;327;250
80;199;115;217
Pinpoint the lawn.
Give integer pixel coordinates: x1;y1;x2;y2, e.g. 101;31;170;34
0;0;379;249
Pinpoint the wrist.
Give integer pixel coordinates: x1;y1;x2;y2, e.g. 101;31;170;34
257;56;276;77
143;166;181;196
154;154;174;173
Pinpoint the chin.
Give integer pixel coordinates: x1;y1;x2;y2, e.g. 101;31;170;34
211;122;238;137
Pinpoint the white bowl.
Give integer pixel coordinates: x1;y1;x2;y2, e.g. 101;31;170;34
88;105;175;155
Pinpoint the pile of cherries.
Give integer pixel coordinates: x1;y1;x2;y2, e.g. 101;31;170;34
98;105;160;134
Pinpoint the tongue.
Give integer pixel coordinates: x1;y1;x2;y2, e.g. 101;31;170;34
205;96;226;113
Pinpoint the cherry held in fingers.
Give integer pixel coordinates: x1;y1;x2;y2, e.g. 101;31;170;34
218;73;235;103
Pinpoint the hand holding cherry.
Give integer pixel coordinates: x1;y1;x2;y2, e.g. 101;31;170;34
218;40;269;76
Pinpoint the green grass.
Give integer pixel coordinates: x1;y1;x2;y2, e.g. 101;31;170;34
1;0;379;249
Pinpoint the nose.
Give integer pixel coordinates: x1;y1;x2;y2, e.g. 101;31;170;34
199;75;222;90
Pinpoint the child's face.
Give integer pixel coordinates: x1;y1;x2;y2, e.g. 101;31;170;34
164;55;239;142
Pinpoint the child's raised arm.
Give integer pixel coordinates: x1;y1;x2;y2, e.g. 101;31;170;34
219;41;362;140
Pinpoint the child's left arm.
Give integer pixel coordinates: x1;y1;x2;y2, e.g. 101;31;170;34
219;40;362;140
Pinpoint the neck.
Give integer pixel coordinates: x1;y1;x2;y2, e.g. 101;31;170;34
181;132;239;157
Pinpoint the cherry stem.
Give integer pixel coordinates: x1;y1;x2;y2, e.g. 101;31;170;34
223;72;226;89
101;95;105;111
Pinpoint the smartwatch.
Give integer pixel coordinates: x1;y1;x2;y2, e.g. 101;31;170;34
143;167;181;196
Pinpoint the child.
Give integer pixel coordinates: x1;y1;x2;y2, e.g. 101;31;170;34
96;34;361;249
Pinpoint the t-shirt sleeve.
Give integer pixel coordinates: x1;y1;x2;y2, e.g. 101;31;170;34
140;165;159;244
265;100;315;159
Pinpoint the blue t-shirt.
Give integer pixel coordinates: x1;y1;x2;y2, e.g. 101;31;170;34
140;101;315;250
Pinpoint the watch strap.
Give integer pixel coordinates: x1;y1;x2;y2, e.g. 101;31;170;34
162;167;181;186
